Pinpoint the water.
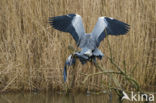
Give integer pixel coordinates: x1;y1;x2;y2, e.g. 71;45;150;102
0;92;154;103
0;92;120;103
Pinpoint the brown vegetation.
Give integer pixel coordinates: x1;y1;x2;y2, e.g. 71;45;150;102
0;0;155;92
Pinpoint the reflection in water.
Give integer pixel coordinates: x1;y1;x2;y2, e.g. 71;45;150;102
0;92;152;103
0;92;115;103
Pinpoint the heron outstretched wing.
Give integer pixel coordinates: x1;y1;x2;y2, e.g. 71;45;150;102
49;14;85;45
91;17;130;47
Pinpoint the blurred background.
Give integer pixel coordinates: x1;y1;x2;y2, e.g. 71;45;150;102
0;0;155;92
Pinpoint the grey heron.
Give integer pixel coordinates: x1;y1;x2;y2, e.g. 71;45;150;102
49;14;130;81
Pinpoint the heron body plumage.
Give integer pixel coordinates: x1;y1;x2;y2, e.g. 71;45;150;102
49;14;130;81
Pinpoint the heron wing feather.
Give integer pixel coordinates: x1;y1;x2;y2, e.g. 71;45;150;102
49;14;85;45
91;17;130;47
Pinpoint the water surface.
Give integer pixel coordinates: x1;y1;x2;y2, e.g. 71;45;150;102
0;92;154;103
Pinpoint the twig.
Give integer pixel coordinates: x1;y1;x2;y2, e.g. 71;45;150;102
1;74;18;92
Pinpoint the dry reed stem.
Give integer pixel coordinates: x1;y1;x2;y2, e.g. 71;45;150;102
0;0;155;92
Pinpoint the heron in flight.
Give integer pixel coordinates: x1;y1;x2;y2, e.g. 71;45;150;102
49;14;130;81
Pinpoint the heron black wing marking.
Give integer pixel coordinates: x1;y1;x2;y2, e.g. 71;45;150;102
104;17;130;35
49;14;85;45
91;17;130;47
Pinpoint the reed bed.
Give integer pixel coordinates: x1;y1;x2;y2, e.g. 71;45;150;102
0;0;155;92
